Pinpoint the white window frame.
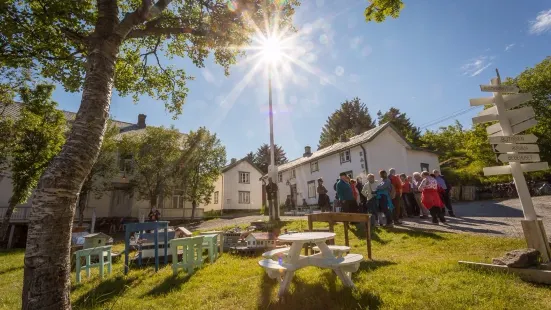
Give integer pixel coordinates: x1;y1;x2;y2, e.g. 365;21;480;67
310;161;319;173
307;180;316;198
239;171;250;184
340;150;351;163
238;191;251;204
214;191;219;204
290;169;296;179
278;172;283;183
171;190;184;209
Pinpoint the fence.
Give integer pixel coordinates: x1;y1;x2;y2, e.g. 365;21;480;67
0;206;32;222
139;207;204;220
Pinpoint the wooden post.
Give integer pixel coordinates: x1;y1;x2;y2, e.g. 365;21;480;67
163;224;168;265
308;215;313;232
124;228;130;275
154;226;159;272
328;220;335;245
366;215;372;259
343;221;349;247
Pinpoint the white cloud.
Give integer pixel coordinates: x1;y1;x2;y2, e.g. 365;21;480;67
505;43;515;51
461;56;494;77
529;9;551;35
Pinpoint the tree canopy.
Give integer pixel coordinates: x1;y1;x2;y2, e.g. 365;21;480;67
252;143;288;174
364;0;404;23
0;0;299;116
0;85;66;245
318;97;376;149
119;126;182;209
377;107;421;145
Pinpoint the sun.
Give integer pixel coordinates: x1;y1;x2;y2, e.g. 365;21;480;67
260;36;284;65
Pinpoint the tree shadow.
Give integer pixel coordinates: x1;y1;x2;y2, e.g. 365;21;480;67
381;226;447;240
356;260;397;273
260;272;383;310
73;275;137;308
453;200;524;218
143;273;192;297
0;266;23;276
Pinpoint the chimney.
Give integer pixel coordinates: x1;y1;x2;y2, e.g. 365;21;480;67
340;134;349;143
303;146;312;157
231;158;237;164
137;114;146;128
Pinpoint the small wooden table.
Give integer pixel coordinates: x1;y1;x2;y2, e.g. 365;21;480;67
259;232;363;297
307;212;372;259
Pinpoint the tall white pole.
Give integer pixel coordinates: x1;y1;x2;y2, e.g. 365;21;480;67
268;65;279;221
491;72;537;220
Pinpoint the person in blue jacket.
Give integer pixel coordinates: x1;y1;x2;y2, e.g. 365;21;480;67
336;172;359;213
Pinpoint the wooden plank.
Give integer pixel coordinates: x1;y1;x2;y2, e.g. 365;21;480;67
483;165;511;176
494;144;539;153
483;162;549;176
470;97;493;106
472;113;498;125
486;122;502;135
504;93;533;110
489;119;538;137
498;153;540;163
488;134;538;144
366;222;372;260
480;84;519;93
478;106;497;116
521;162;549;173
458;261;551;285
507;107;535;125
308;212;370;223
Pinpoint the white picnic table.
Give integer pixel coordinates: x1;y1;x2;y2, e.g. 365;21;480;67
258;232;363;297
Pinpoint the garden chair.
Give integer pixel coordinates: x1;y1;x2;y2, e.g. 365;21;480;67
170;236;204;275
74;245;112;284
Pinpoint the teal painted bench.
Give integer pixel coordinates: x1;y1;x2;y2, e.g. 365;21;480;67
169;236;204;275
74;245;112;283
202;234;218;263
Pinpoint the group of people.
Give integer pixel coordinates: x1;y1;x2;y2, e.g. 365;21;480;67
316;169;455;226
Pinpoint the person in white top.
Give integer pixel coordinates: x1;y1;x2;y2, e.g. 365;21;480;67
362;174;386;226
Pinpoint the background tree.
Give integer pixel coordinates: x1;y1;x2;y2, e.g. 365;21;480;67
0;1;299;306
253;143;288;174
119;126;181;210
0;85;66;247
377;107;421;145
179;127;226;220
76;121;120;226
245;151;255;163
318;97;376;149
364;0;404;23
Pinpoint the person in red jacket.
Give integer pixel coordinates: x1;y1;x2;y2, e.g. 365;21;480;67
388;168;403;224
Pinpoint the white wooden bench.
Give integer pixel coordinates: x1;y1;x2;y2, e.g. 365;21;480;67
311;245;351;258
258;259;288;280
310;253;363;286
262;247;290;260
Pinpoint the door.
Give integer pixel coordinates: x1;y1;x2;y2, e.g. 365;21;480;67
290;184;297;208
109;189;132;217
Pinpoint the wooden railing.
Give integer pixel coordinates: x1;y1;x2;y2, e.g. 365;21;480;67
0;206;32;222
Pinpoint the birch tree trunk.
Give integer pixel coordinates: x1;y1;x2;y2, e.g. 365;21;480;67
21;2;124;308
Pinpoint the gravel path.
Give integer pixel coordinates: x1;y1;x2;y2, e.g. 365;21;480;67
193;196;551;240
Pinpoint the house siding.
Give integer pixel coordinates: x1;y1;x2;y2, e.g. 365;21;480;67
222;161;263;210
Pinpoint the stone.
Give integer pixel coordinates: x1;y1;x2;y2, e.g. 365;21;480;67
492;248;540;268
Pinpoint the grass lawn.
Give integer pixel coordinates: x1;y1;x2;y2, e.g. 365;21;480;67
1;221;550;310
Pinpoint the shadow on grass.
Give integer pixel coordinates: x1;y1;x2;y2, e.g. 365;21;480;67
356;260;396;273
144;273;192;296
73;275;137;309
0;266;23;276
258;272;277;310
259;271;383;310
385;226;447;240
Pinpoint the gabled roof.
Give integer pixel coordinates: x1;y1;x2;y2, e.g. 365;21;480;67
270;122;435;174
222;157;264;175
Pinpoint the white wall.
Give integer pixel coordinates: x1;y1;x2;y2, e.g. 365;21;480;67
406;149;441;175
0;173;32;208
366;128;409;176
202;175;222;212
223;161;263;210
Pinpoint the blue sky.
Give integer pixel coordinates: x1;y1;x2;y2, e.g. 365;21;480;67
52;0;551;162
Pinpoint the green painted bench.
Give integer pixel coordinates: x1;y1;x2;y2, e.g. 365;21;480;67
201;234;218;263
74;245;112;283
169;236;204;275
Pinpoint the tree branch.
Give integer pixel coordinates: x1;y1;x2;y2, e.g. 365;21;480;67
126;26;206;39
60;28;88;46
115;0;174;40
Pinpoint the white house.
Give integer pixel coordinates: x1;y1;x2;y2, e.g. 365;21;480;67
271;123;440;206
207;158;264;212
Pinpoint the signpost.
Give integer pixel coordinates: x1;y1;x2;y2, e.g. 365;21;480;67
472;70;551;262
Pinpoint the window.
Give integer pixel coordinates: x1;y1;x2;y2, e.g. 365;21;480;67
214;191;219;204
119;154;133;174
172;190;184;208
239;172;250;184
290;169;296;179
421;163;429;172
307;181;316;198
278;172;283;183
340;150;351;163
310;161;319;173
238;191;251;204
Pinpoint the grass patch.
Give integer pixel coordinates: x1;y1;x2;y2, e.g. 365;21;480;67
1;222;550;309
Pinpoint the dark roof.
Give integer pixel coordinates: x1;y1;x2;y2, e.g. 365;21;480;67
222;157;264;175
